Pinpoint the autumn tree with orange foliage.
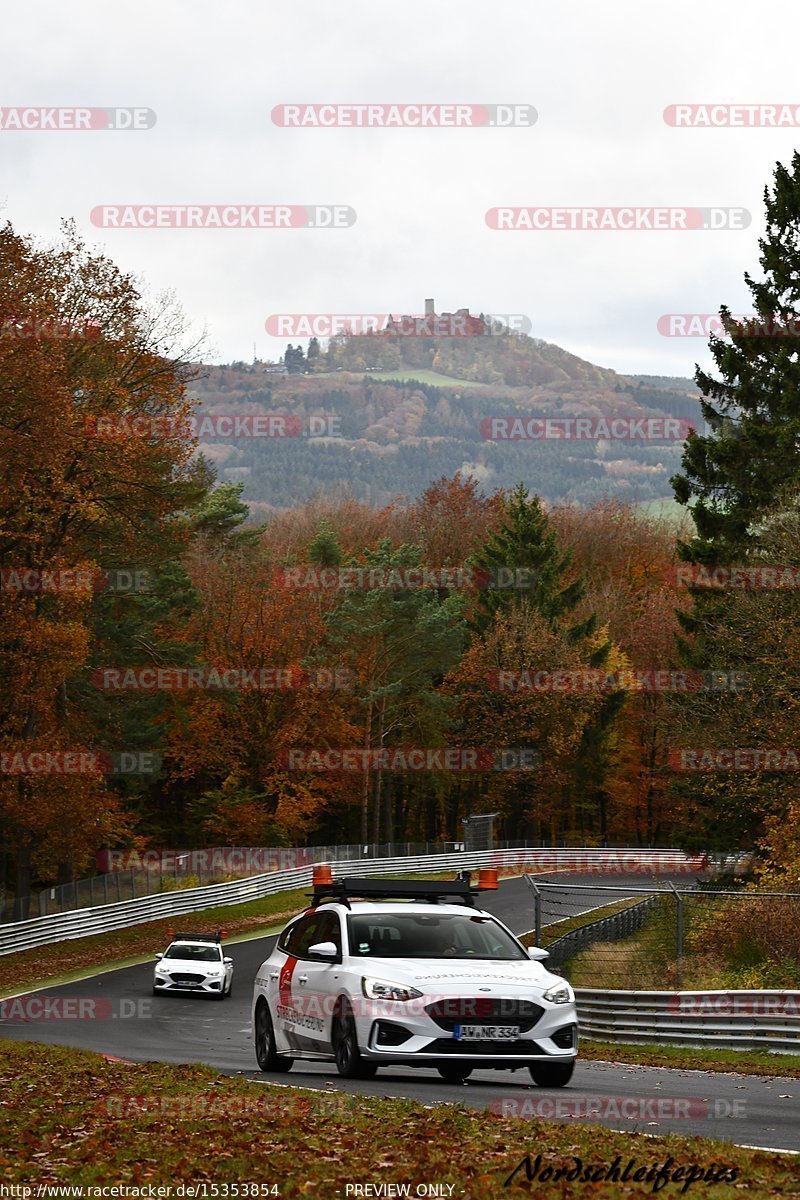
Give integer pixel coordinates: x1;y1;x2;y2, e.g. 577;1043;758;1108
0;221;206;906
550;501;690;843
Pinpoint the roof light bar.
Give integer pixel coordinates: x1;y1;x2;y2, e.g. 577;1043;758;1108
308;873;497;909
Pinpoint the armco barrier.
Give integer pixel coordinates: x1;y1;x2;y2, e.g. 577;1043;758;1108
545;896;658;970
575;989;800;1053
0;848;720;956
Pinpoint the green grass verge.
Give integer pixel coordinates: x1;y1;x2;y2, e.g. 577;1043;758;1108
581;1039;800;1078
1;1042;795;1196
519;898;643;949
0;888;310;998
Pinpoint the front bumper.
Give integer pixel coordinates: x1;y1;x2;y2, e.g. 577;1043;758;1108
154;973;225;994
354;995;579;1063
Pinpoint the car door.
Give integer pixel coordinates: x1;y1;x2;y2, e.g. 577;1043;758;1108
271;911;330;1053
291;909;343;1054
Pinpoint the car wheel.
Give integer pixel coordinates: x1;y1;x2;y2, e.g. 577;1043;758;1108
254;1000;293;1073
437;1064;473;1084
332;1006;377;1079
528;1060;575;1087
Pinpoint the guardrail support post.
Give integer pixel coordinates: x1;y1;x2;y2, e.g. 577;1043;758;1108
667;881;684;988
524;874;542;945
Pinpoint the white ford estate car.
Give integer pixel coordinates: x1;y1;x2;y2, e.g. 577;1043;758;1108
153;931;233;999
252;872;578;1085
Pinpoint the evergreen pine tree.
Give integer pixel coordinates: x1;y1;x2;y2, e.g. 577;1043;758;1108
672;152;800;563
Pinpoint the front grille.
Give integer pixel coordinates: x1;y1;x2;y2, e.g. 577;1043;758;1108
169;973;205;984
425;998;544;1032
427;1038;545;1056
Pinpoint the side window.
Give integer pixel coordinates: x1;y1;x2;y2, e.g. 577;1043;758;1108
312;910;342;953
278;909;342;958
278;914;314;956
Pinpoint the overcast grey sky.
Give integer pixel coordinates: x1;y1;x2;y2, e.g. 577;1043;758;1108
4;1;800;376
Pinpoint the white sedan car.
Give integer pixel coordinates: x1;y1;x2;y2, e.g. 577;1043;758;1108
153;931;233;999
252;874;577;1085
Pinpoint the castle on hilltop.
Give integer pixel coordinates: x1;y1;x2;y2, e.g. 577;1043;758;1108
384;298;487;337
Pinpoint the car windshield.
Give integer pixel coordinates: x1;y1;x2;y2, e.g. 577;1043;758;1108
347;912;527;960
164;944;221;962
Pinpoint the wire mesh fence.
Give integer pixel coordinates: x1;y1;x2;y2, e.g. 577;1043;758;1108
526;879;800;991
1;838;693;923
1;842;470;923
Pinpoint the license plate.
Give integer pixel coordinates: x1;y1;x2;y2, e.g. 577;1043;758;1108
453;1025;520;1041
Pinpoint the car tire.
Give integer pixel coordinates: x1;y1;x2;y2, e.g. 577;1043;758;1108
332;1005;377;1080
437;1064;473;1084
255;1000;294;1073
528;1060;575;1088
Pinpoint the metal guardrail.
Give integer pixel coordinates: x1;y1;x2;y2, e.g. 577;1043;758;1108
8;839;720;922
0;848;716;956
575;989;800;1053
545;896;658;969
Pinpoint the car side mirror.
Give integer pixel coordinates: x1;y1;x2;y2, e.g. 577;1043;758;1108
307;941;339;962
223;957;232;965
528;946;549;961
154;951;163;960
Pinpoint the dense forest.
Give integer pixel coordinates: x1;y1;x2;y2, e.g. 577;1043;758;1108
4;161;800;906
190;365;701;510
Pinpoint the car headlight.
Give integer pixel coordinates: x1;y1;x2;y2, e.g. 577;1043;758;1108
362;977;423;1002
205;968;223;977
543;981;575;1005
155;965;169;975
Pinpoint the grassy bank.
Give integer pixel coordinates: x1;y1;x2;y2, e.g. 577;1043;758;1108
580;1039;800;1078
1;1042;795;1197
0;888;309;997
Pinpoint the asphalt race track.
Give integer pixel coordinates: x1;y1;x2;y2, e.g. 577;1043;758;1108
1;874;796;1153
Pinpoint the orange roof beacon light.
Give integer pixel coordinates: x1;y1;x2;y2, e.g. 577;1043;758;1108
218;930;228;940
313;864;333;887
478;868;499;890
